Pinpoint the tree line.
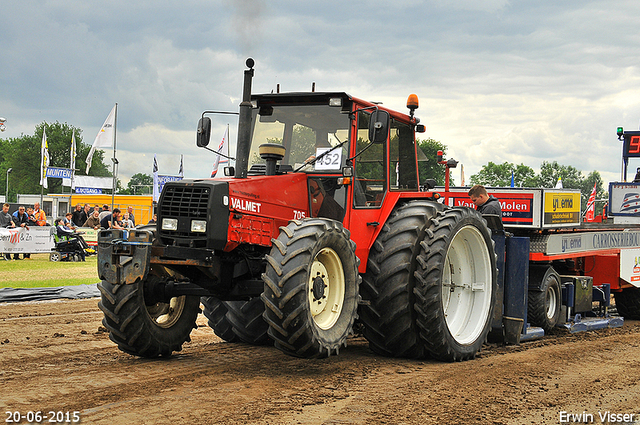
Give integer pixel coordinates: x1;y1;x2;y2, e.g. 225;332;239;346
0;122;153;202
1;123;607;214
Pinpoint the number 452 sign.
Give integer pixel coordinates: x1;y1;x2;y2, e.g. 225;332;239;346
623;131;640;158
314;147;342;171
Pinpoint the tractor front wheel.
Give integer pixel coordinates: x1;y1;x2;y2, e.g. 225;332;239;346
98;277;200;357
262;218;360;358
201;296;239;343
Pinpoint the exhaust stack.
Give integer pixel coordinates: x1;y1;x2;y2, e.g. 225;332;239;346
235;58;255;179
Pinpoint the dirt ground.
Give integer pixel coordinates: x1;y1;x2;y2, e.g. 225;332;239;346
1;298;639;425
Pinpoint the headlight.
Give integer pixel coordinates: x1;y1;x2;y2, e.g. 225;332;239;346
191;220;207;233
162;218;178;231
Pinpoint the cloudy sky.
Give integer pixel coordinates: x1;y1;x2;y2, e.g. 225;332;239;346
2;0;640;186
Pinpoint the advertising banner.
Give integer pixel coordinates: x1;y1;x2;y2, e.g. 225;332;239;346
449;192;536;227
0;226;98;253
543;191;581;226
0;227;55;254
75;187;103;194
609;182;640;216
620;248;640;287
156;175;183;196
46;167;73;179
442;188;542;228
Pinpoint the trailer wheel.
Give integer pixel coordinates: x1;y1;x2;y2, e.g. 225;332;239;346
528;266;562;332
98;277;200;357
201;296;239;343
414;208;496;362
262;218;360;358
614;287;640;320
359;200;442;358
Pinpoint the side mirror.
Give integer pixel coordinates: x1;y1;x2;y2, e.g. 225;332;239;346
196;117;212;147
368;110;390;144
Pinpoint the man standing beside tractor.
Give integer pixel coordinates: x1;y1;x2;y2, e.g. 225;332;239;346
469;185;502;218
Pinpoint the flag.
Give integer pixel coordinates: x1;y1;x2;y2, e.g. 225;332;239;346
461;164;465;187
211;126;229;178
510;171;515;188
70;130;76;189
86;105;116;174
179;155;184;178
555;177;563;189
40;128;50;189
586;182;597;222
153;154;159;202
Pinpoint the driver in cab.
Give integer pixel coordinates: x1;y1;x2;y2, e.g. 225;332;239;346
309;179;344;222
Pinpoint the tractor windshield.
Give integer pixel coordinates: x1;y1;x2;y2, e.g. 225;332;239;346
248;100;351;173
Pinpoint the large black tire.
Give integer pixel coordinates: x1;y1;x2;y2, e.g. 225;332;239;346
225;298;271;345
98;277;200;357
414;207;497;362
261;218;360;358
614;287;640;320
201;297;270;344
359;200;443;358
201;296;239;343
528;266;562;332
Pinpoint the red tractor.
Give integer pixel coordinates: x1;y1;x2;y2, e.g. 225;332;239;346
97;58;496;361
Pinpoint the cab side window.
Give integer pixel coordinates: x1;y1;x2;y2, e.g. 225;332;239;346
354;110;387;207
390;120;418;191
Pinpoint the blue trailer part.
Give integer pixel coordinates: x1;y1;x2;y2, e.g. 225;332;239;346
491;233;545;343
503;236;530;344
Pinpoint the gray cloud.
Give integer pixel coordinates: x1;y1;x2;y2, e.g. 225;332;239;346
2;0;640;184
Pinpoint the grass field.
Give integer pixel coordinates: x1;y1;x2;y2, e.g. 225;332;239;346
0;253;99;289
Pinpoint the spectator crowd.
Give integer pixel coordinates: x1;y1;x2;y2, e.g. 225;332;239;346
2;202;156;261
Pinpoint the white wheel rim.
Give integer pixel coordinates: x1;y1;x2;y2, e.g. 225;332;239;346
546;284;558;320
308;247;345;330
146;296;186;328
441;225;493;345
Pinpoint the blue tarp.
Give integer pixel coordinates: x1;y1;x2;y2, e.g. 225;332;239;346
0;283;100;303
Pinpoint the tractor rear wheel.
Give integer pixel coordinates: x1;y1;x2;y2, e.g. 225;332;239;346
414;208;496;362
98;277;200;357
201;296;239;343
614;287;640;320
225;298;270;345
528;266;562;332
262;218;360;358
202;297;270;344
359;200;442;358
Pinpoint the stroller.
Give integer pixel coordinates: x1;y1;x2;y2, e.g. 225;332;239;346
49;226;89;262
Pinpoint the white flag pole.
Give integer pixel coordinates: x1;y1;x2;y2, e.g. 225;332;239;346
111;103;118;212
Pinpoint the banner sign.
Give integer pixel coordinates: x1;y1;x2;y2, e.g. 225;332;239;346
0;226;98;253
75;187;103;194
157;175;183;195
449;192;536;226
46;167;73;179
609;182;640;216
0;226;55;254
620;249;640;286
543;191;581;225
